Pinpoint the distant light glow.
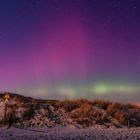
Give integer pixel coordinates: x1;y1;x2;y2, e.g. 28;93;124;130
93;84;108;94
92;83;140;94
22;83;140;99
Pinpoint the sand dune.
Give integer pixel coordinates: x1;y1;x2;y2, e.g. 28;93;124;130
0;126;140;140
0;93;140;140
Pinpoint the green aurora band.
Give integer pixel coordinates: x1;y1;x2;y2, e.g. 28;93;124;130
23;82;140;99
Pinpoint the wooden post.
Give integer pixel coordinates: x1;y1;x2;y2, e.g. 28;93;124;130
128;120;130;128
4;102;7;124
3;92;11;124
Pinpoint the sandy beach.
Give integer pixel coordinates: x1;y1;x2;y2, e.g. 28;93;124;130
0;126;140;140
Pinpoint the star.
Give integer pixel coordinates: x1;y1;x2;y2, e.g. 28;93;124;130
132;6;137;17
133;6;137;9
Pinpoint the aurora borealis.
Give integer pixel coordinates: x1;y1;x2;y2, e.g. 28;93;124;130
0;0;140;102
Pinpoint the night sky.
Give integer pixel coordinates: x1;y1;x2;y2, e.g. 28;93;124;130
0;0;140;101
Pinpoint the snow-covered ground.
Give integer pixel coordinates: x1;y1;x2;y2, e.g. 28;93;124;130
0;126;140;140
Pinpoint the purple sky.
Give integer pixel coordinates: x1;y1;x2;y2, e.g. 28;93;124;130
0;0;140;100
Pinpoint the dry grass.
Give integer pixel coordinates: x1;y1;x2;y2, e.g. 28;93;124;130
1;93;140;128
62;99;91;112
52;98;140;128
92;99;111;110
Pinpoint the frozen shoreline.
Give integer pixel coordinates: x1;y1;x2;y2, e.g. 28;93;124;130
1;126;140;140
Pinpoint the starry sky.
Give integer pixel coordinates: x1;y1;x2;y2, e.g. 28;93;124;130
0;0;140;102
